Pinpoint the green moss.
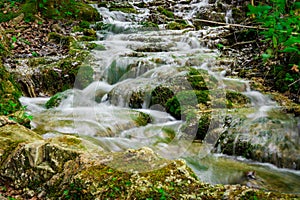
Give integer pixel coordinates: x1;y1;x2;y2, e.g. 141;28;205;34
187;68;218;90
157;6;174;18
0;64;22;116
22;0;101;21
165;90;210;119
180;109;211;140
150;86;174;108
166;21;189;30
72;25;83;33
86;43;106;51
0;11;19;23
225;91;251;108
27;57;50;68
45;92;64;109
133;112;151;126
140;21;159;29
79;20;90;29
129;91;144;109
35;50;89;95
0;122;42;163
94;22;104;30
83;28;96;37
79;35;97;41
48;32;74;47
108;3;137;14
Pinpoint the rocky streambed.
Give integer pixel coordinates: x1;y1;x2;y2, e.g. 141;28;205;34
0;0;300;199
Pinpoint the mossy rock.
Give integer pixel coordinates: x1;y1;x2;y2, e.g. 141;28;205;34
165;90;210;119
0;26;10;56
48;32;74;48
29;50;90;95
45;92;67;109
22;0;101;22
78;35;97;41
216;116;300;170
181;109;212;140
108;2;138;14
129;91;145;109
140;21;159;29
150;86;174;108
157;6;174;18
79;20;90;29
83;28;96;37
0;117;42;163
86;43;106;50
0;63;22;116
187;68;218;90
74;65;94;89
166;21;189;30
133;112;152;126
0;123;299;199
225;90;251;108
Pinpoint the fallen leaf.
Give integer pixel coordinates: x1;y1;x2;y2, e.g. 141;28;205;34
291;64;299;73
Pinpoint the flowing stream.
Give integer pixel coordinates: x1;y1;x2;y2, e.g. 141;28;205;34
20;1;300;194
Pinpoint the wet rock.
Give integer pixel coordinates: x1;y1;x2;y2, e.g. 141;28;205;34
7;49;91;96
216;115;300;170
0;123;298;199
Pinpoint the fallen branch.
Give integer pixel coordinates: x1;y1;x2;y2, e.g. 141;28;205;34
230;40;257;48
288;78;300;87
193;19;267;30
193;19;299;35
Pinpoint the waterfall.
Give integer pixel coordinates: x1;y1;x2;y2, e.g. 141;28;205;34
19;1;300;193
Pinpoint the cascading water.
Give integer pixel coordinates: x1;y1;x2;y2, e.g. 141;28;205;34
20;1;300;194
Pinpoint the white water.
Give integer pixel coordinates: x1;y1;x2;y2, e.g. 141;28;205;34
20;1;300;193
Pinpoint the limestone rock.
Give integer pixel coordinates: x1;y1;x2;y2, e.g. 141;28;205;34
0;123;298;199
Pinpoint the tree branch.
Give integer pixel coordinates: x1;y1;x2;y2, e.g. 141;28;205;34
193;19;299;35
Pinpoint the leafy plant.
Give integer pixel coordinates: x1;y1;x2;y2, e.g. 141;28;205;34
248;0;300;60
248;0;300;93
31;51;39;57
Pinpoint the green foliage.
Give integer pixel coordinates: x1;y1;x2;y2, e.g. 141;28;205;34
0;100;19;115
140;21;159;29
248;0;300;59
248;0;300;93
31;51;39;57
0;11;19;23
